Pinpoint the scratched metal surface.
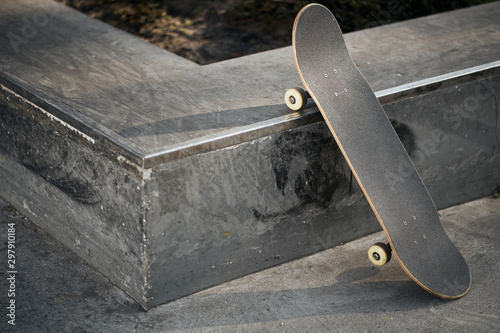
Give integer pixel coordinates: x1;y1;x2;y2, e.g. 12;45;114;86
292;4;470;298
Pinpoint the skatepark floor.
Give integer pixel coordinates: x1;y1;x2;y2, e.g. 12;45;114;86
1;196;499;332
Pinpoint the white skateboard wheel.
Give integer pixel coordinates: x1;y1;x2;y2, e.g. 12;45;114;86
368;242;392;266
285;87;308;111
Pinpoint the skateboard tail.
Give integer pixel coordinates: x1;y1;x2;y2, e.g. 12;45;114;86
372;211;471;299
292;3;471;299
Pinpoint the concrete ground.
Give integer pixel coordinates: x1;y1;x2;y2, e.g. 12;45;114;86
0;196;499;332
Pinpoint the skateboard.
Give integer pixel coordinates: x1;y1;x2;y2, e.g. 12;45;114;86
285;4;471;299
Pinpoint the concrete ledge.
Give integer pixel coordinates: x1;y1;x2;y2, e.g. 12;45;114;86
1;0;499;308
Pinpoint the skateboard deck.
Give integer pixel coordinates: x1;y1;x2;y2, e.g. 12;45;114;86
288;4;471;298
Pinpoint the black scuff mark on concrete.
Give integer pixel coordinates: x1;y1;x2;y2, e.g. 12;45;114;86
270;131;296;195
390;119;415;155
0;89;102;205
252;207;262;219
22;162;101;205
270;125;344;208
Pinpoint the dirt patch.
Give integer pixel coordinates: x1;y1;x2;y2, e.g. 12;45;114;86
54;0;493;65
55;0;295;64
